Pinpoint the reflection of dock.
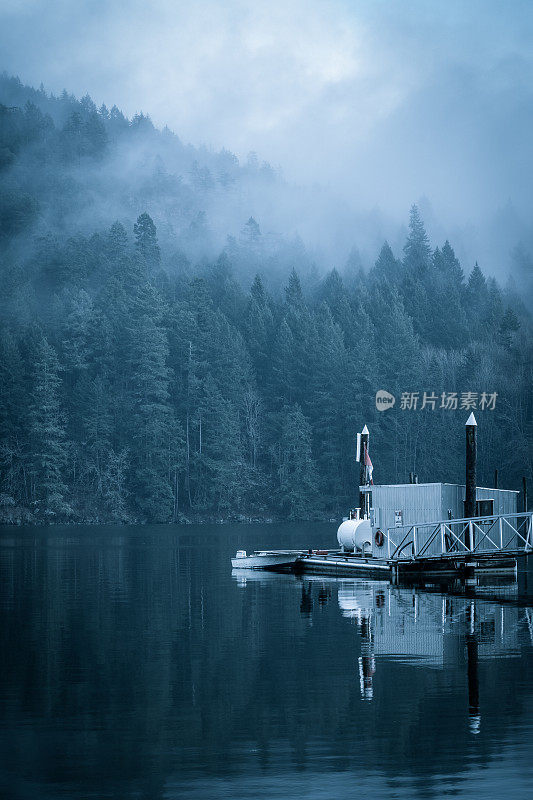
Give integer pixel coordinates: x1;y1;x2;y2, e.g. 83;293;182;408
232;567;533;729
333;579;532;723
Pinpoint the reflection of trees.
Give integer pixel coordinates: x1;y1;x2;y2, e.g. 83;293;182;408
0;527;532;798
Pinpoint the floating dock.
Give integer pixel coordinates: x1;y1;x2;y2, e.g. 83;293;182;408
233;416;532;582
236;510;533;580
292;539;530;580
295;552;392;577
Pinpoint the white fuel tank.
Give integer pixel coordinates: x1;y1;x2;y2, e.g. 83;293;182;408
337;518;372;552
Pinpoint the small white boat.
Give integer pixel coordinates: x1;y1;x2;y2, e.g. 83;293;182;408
231;550;303;570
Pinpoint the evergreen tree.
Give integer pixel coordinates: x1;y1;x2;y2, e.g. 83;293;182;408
0;329;25;506
245;292;273;386
28;337;70;517
498;307;520;349
285;268;303;307
106;221;128;262
401;206;432;336
195;376;246;512
250;273;266;306
129;317;176;520
466;262;490;337
134;212;161;268
371;242;401;286
403;204;431;277
276;404;319;520
82;375;113;496
271;318;296;405
241;216;261;244
437;240;464;285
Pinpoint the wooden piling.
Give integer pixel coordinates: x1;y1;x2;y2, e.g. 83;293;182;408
465;413;477;545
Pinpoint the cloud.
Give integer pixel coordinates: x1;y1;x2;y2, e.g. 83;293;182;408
1;0;533;274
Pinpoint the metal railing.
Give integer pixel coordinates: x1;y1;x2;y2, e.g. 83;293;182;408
386;512;533;561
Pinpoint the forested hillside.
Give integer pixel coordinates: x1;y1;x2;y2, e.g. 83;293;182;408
1;75;532;523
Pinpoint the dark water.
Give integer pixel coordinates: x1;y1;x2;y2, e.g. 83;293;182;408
1;524;532;800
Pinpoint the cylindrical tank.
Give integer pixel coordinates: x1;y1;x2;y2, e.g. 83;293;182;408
337;519;372;552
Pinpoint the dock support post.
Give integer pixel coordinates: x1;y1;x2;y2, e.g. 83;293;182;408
499;516;503;550
465;413;477;546
440;523;445;554
468;521;474;552
412;526;417;558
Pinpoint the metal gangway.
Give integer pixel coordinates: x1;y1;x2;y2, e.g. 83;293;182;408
386;512;533;562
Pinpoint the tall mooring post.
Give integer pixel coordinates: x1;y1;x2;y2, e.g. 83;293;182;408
465;413;477;545
358;424;369;518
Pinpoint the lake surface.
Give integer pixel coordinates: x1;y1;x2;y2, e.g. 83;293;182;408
1;523;532;800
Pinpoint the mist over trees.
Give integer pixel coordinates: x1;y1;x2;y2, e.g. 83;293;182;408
0;75;532;523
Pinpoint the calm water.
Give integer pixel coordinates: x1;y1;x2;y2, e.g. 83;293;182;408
1;524;532;800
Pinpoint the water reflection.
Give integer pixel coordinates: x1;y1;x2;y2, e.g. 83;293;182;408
1;525;532;800
292;577;531;717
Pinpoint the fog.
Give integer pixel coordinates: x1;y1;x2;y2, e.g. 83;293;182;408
1;0;533;277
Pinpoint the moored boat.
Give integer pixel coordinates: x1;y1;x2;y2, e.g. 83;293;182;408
231;550;303;570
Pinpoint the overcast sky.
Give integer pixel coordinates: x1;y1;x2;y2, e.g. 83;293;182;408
1;0;532;243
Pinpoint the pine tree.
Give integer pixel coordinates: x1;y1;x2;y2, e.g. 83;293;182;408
102;448;130;521
0;329;26;506
29;337;70;517
271;318;296;405
134;212;161;268
498;307;520;349
427;243;468;349
245;294;273;386
82;375;113;496
466;262;490;337
467;262;488;301
403;205;431;277
250;274;266;306
285;268;303;307
276;403;319;520
84;111;107;157
438;240;465;285
372;242;402;285
241;216;261;244
106;221;128;262
129;317;176;520
401;206;432;337
309;304;360;508
195;376;246;512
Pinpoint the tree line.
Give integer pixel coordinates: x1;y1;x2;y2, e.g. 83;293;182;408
0;78;531;523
